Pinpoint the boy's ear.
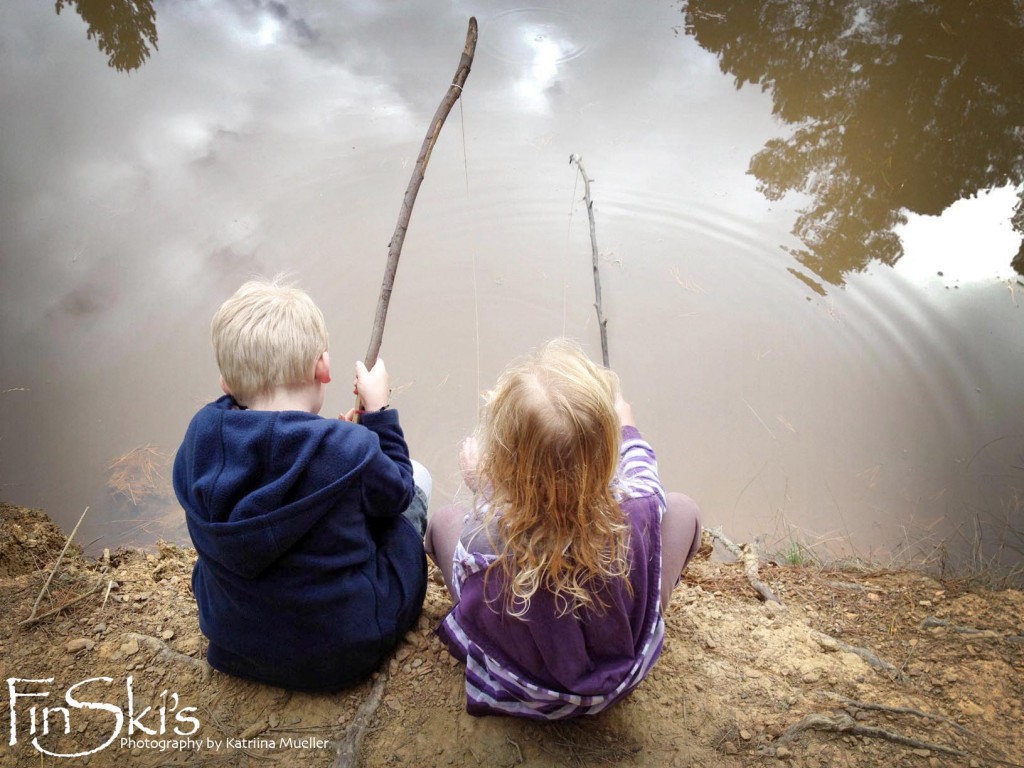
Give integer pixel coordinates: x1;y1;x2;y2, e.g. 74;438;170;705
220;376;232;396
314;352;331;384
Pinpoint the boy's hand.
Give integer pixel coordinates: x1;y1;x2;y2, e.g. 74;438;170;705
459;436;480;491
354;359;390;412
614;393;636;428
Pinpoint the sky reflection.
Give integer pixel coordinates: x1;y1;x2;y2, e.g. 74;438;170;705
0;0;1020;574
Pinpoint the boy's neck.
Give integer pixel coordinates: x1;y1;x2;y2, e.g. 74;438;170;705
243;383;325;414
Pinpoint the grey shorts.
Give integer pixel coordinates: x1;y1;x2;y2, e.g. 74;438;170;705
400;459;431;537
401;485;429;538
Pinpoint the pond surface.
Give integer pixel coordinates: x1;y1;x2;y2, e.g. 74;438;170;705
1;0;1022;574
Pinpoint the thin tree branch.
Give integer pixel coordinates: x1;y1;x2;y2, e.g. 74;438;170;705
569;154;609;367
363;18;478;371
25;506;89;622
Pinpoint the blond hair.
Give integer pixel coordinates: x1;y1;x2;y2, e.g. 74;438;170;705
211;275;328;405
477;338;630;617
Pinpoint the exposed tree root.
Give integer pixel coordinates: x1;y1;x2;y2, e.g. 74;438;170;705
778;713;967;757
123;631;212;680
779;709;1024;767
811;631;900;678
708;527;783;606
825;694;1010;761
333;672;388;768
920;615;1002;638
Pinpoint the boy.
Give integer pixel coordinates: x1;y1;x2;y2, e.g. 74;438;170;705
173;276;429;691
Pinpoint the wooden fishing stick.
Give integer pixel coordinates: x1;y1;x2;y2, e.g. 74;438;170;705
569;154;609;367
355;18;478;416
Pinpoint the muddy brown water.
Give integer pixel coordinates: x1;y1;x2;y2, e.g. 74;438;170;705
1;1;1021;574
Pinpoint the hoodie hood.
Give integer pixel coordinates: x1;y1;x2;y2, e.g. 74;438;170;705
174;395;377;579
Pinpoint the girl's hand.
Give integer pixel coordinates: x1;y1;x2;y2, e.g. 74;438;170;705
614;393;636;427
338;408;360;422
459;436;480;491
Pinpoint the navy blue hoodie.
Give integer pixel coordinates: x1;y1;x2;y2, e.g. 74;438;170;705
173;395;427;691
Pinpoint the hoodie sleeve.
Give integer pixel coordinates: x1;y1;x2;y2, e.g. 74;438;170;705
356;408;415;517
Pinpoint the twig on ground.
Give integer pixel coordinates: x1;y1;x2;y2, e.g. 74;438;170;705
569;154;609;367
708;527;784;606
19;576;104;626
506;736;524;765
24;506;89;622
101;579;115;608
333;672;388;768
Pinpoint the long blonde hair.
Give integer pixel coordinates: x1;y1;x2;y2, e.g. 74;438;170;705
477;338;631;617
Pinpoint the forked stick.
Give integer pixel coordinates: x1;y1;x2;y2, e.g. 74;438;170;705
569;154;609;367
24;506;89;623
355;18;478;417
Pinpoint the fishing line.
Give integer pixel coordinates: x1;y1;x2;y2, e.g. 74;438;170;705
564;170;580;337
458;95;482;408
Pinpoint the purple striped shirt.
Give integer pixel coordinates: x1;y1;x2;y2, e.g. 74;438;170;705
436;426;666;719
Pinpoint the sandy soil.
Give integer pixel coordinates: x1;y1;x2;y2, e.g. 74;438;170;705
1;502;1022;767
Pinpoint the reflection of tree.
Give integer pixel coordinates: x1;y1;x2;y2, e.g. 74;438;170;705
683;1;1024;287
56;0;158;73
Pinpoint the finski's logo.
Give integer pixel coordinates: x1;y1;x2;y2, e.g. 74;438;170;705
7;676;200;758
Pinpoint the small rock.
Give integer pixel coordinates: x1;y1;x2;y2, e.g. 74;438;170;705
867;592;880;601
240;720;267;740
813;634;838;652
66;638;95;653
801;670;821;684
411;658;423;669
161;630;175;641
723;742;738;755
92;623;107;634
396;647;411;662
268;713;280;729
959;700;984;717
912;748;931;757
739;729;751;741
121;638;140;656
776;745;792;759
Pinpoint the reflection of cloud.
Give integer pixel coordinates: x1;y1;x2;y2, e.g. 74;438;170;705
514;32;563;109
896;184;1022;285
224;0;319;47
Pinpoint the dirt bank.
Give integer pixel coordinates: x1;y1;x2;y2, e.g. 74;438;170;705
1;502;1021;767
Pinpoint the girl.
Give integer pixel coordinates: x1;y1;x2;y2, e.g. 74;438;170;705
426;338;702;719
